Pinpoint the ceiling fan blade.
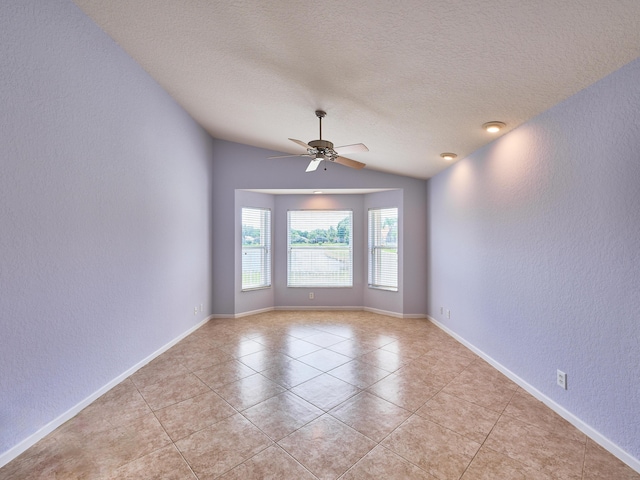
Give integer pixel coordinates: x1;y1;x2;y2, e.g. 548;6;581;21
305;158;323;172
268;153;308;159
289;138;312;150
334;143;369;155
333;156;366;169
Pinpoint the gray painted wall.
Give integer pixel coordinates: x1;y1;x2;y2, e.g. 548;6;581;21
274;194;365;308
234;190;408;315
212;139;428;316
12;0;638;468
428;58;640;461
1;0;214;458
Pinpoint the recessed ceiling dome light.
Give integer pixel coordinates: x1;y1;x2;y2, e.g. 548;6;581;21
483;121;506;133
440;153;457;161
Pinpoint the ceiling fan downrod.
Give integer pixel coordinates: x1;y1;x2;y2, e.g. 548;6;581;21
309;111;334;156
315;110;326;140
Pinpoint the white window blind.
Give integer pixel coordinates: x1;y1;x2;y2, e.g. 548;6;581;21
368;207;398;291
241;207;271;290
287;210;353;287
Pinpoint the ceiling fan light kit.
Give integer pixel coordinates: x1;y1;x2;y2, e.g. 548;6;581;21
268;110;368;172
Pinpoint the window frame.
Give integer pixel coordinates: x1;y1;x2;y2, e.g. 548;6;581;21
368;207;399;292
287;209;354;288
241;207;272;291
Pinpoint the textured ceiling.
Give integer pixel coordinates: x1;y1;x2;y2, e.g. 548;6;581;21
73;0;640;179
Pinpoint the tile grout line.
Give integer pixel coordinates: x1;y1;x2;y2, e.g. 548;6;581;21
6;312;634;479
581;435;588;480
132;350;275;479
454;385;519;479
357;353;513;479
132;379;201;479
324;344;456;479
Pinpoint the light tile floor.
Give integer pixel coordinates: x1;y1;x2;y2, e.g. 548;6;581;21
2;311;638;479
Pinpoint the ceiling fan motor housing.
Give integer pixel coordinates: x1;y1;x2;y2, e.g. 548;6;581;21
308;139;334;150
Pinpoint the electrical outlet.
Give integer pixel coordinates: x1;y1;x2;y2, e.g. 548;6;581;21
309;292;314;300
194;307;198;316
446;309;451;319
557;370;567;390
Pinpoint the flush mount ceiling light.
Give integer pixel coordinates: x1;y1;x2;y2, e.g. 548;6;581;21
440;153;457;161
313;190;323;194
483;121;506;133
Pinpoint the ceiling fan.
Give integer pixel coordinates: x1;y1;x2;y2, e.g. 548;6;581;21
268;110;368;172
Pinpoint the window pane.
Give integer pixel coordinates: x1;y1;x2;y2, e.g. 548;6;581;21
368;208;398;291
288;210;352;287
242;207;271;290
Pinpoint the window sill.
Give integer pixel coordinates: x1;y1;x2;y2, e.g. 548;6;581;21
368;285;398;292
241;286;272;292
287;285;353;289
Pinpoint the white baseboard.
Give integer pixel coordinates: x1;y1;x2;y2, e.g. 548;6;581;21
227;306;426;319
212;306;365;319
275;306;362;312
234;307;275;318
363;306;403;318
427;315;640;474
213;307;365;319
403;313;429;319
362;307;427;319
0;315;213;469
